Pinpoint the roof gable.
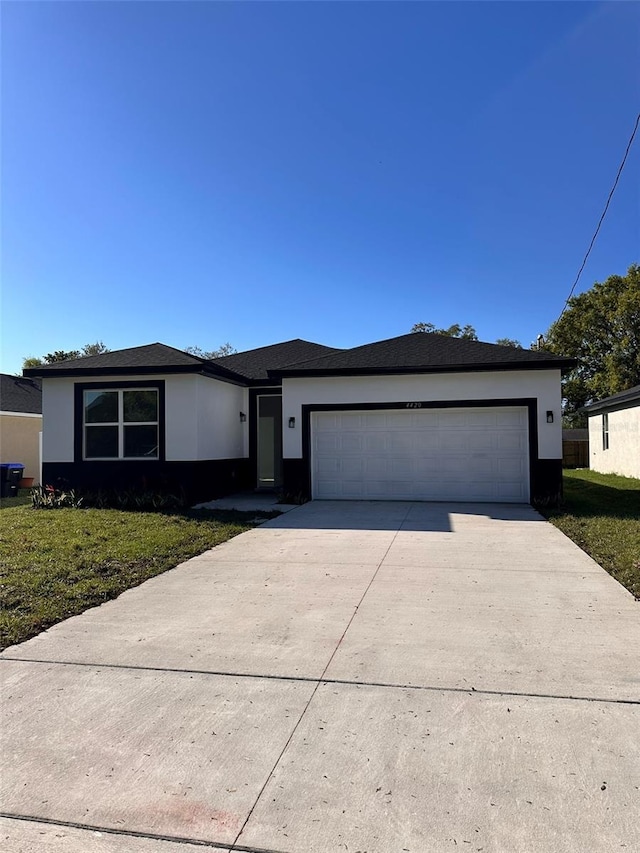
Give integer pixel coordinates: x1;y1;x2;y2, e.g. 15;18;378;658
1;374;42;414
22;343;206;374
20;339;342;384
270;332;575;376
210;339;343;381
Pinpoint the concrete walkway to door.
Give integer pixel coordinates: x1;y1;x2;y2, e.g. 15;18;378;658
1;501;639;852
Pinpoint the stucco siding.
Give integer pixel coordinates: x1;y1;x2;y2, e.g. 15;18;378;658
282;370;562;459
42;379;75;463
41;373;247;464
164;376;199;461
589;407;640;479
0;413;42;479
195;375;247;460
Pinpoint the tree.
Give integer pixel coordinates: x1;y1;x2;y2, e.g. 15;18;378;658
80;341;109;357
410;322;478;340
410;323;523;347
544;264;640;427
23;341;110;368
23;350;80;367
185;343;237;359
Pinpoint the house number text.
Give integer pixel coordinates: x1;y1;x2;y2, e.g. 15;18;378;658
406;402;422;408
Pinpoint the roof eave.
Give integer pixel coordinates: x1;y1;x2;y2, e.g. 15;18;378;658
272;359;576;379
582;393;640;414
23;364;248;386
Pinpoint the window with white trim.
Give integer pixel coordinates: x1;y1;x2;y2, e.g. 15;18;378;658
602;413;609;450
84;389;159;459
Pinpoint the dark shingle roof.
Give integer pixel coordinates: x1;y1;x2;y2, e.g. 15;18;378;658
20;343;253;382
20;340;342;384
1;374;42;414
583;384;640;413
211;339;343;381
23;344;205;375
21;335;575;384
270;333;576;377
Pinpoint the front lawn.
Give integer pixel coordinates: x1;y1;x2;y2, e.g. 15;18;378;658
0;488;32;509
541;469;640;599
0;503;276;650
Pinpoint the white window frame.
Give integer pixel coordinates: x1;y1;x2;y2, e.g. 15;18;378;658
83;388;159;461
602;413;609;451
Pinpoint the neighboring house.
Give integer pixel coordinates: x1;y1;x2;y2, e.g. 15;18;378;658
23;333;574;505
584;385;640;479
562;428;589;469
0;374;43;481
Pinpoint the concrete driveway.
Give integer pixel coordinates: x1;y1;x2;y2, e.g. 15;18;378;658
1;501;639;852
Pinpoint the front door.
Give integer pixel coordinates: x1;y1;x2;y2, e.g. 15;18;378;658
257;395;283;489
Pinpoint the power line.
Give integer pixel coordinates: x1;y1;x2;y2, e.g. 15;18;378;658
559;111;640;318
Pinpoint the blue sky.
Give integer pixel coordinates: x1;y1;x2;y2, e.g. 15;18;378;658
2;1;638;373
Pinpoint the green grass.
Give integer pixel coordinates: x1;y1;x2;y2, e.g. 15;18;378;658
0;488;32;509
0;504;277;650
541;469;640;599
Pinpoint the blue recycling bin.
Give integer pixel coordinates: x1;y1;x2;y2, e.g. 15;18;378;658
0;463;25;497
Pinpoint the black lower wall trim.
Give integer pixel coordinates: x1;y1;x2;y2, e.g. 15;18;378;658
530;458;563;507
281;459;310;501
42;460;252;504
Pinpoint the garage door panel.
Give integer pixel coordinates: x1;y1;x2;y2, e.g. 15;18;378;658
316;457;341;475
392;458;416;477
388;432;415;453
466;456;494;476
387;412;416;428
498;432;526;452
416;455;444;476
416;432;440;452
464;433;494;452
362;412;388;430
497;457;526;477
442;431;484;451
326;413;359;431
342;480;366;497
316;433;340;453
364;434;387;453
364;457;389;478
342;458;365;477
312;407;529;503
341;434;364;453
466;409;497;427
498;483;524;501
315;412;340;429
496;409;526;428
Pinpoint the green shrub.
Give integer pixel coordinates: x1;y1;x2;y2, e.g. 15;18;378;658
31;485;82;509
78;487;186;511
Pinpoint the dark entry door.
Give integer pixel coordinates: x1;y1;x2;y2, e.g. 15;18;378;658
257;395;283;489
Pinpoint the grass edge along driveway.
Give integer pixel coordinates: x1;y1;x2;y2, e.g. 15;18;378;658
0;504;276;650
541;468;640;600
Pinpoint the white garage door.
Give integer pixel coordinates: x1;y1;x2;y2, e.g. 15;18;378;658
312;407;529;502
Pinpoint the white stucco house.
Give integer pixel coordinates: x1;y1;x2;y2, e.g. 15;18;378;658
584;385;640;479
23;333;575;505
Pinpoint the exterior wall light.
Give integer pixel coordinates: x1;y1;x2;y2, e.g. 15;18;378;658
288;416;296;429
546;411;554;423
239;412;247;423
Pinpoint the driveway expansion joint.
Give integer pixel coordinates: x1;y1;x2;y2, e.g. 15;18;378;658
2;655;638;706
0;813;288;853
